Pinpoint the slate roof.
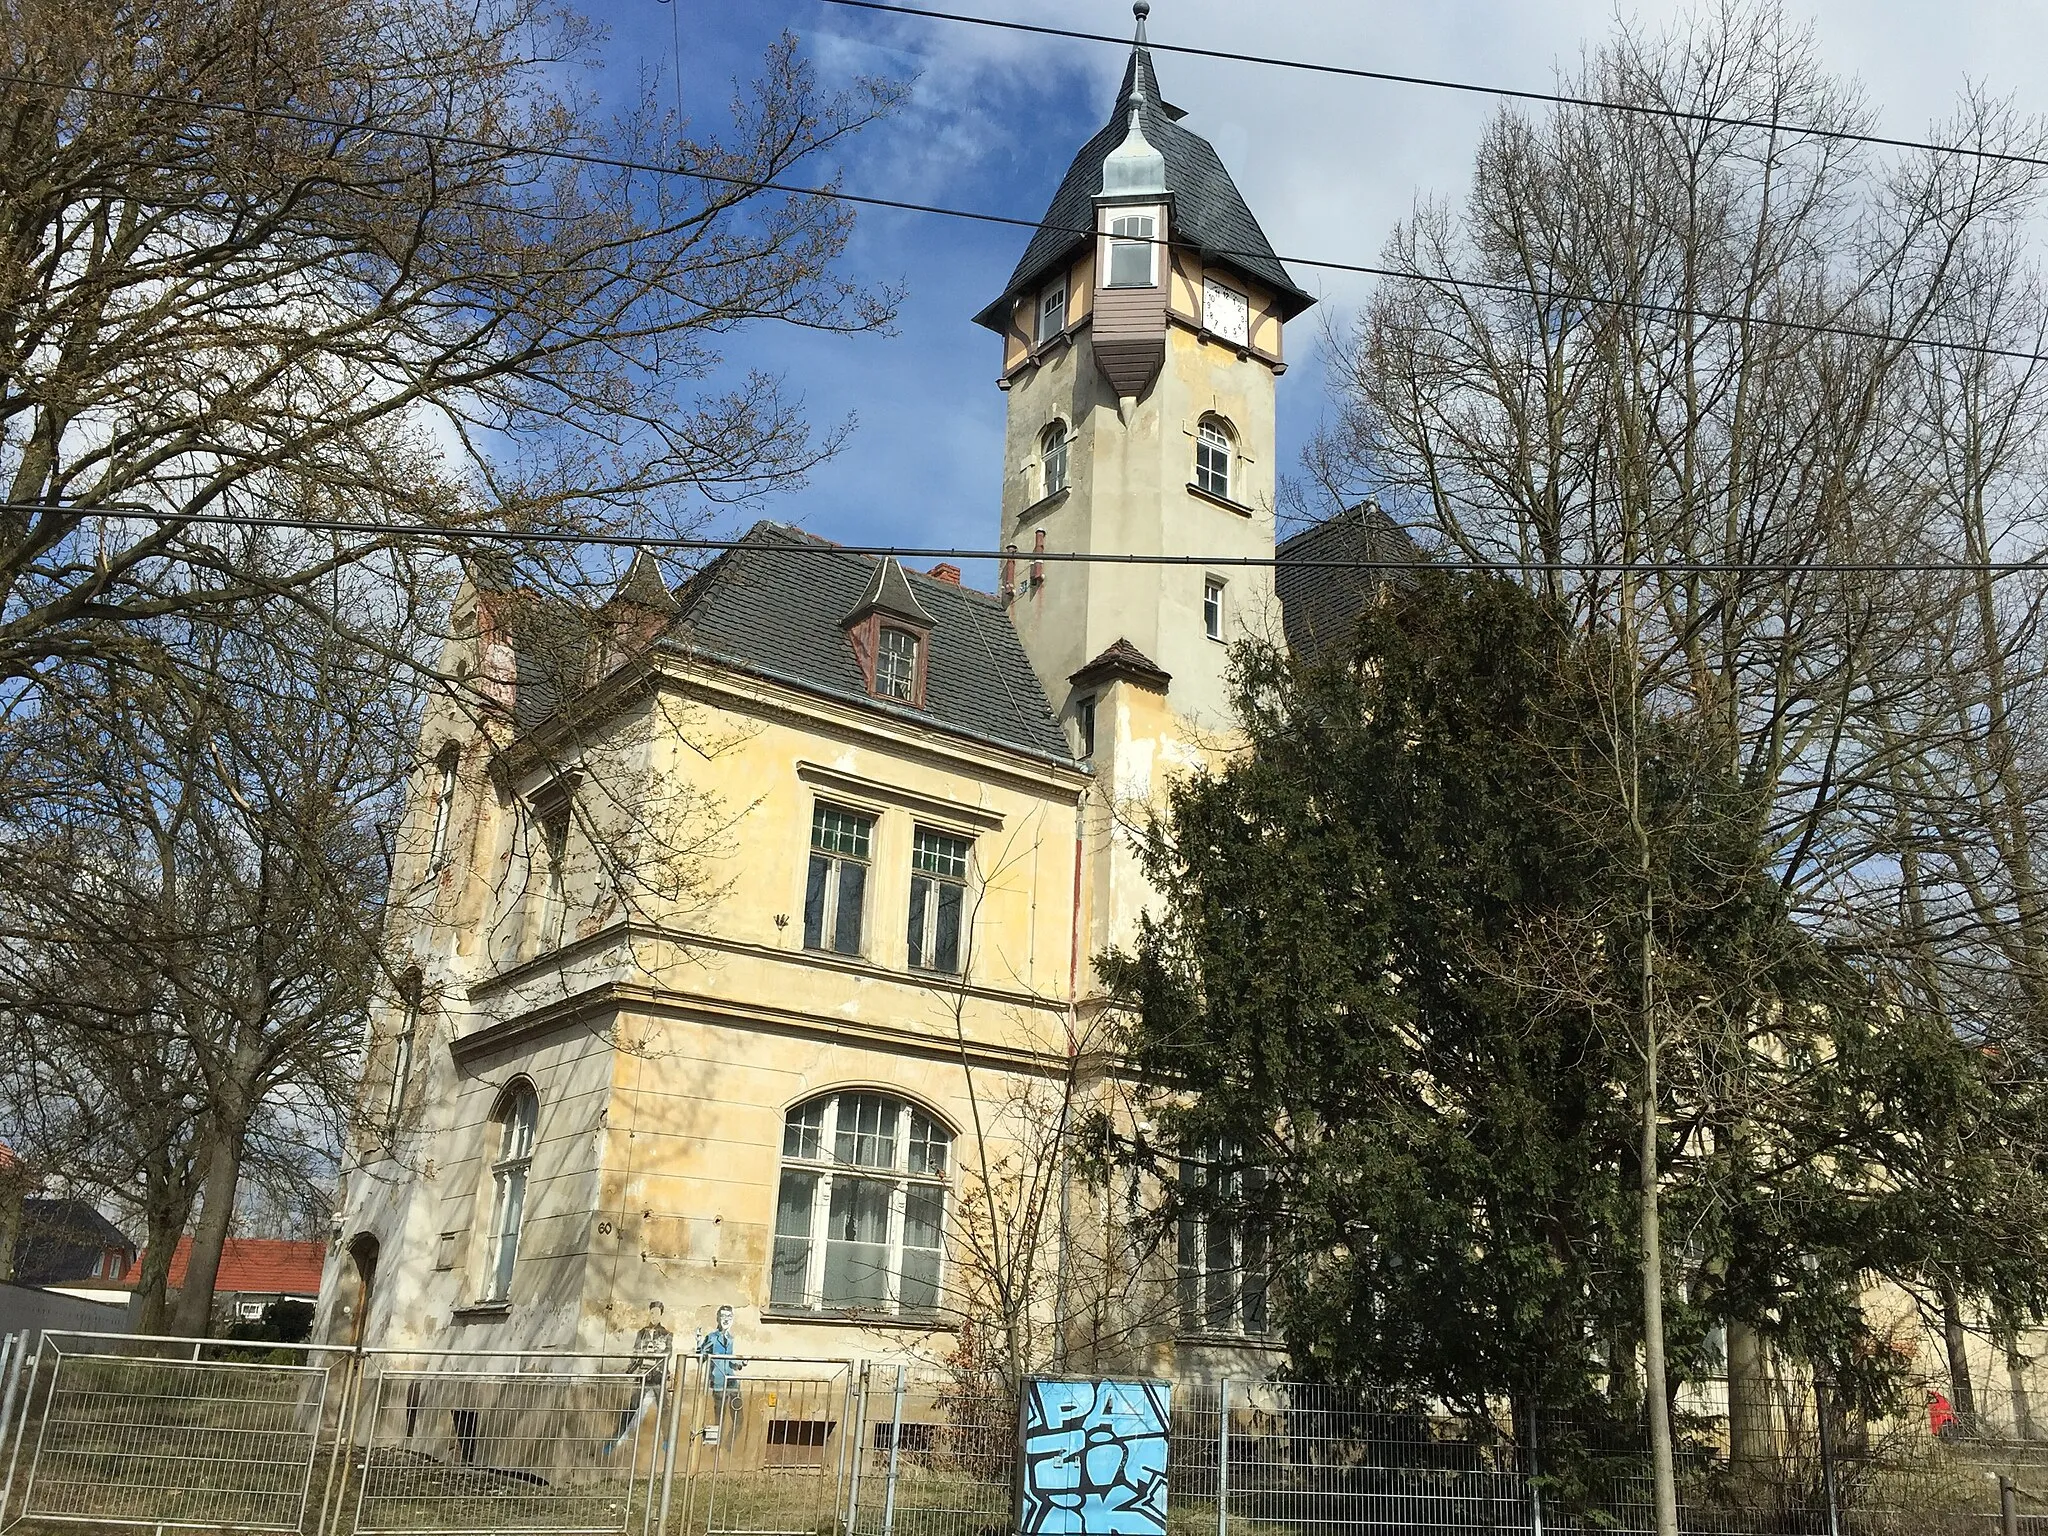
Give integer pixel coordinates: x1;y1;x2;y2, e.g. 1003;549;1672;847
12;1198;134;1286
664;523;1074;765
974;33;1315;331
1276;501;1423;661
1071;638;1171;689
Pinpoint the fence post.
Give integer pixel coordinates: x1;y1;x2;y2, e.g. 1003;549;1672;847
1216;1376;1230;1536
2002;1475;2020;1536
1814;1378;1840;1536
847;1364;870;1534
655;1342;683;1536
1528;1411;1543;1536
0;1333;20;1518
881;1364;907;1536
0;1334;44;1527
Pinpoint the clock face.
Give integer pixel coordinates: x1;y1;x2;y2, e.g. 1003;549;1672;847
1203;278;1249;346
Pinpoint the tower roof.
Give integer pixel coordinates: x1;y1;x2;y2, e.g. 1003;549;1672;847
974;4;1314;331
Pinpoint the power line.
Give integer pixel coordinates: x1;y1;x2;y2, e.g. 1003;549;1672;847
820;0;2048;175
14;504;2048;578
8;70;2048;369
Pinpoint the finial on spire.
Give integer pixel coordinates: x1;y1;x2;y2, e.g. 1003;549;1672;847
1133;0;1150;42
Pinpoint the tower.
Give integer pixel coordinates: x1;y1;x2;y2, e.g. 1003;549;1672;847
974;2;1316;744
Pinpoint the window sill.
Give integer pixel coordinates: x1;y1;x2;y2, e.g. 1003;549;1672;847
1174;1330;1284;1348
763;1309;955;1332
1187;482;1255;518
1016;486;1069;524
452;1301;512;1322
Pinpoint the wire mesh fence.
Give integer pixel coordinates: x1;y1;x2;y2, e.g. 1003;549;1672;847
668;1355;853;1536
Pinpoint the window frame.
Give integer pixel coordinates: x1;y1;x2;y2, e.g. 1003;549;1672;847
770;1091;953;1318
1195;419;1234;501
1040;422;1071;499
907;826;973;975
384;971;422;1134
428;745;460;870
1204;577;1227;643
804;802;875;957
1176;1143;1271;1338
874;627;920;701
480;1081;539;1304
1105;210;1158;289
1038;279;1068;342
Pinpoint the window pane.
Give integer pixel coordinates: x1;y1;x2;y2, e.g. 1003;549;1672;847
833;859;865;954
835;1093;897;1170
491;1168;525;1300
783;1103;825;1161
902;1186;944;1315
771;1170;817;1309
912;829;971;878
934;880;963;973
907;875;930;970
1242;1222;1269;1334
771;1236;813;1309
877;630;918;699
803;854;829;949
1109;241;1151;287
909;1111;949;1176
823;1177;892;1308
812;804;872;858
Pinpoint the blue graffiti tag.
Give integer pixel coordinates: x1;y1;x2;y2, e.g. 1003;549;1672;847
1017;1378;1172;1536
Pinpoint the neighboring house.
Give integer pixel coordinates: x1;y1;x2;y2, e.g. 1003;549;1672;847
320;12;1386;1383
12;1198;137;1304
123;1238;326;1328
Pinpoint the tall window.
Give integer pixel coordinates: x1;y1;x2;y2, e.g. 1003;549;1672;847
1196;419;1233;500
1040;423;1070;499
531;788;573;949
1039;280;1067;341
908;828;972;973
1075;694;1097;758
1177;1143;1269;1336
428;745;459;869
385;971;422;1133
876;628;919;701
1204;578;1226;642
1108;213;1156;288
482;1082;538;1303
804;804;873;956
772;1092;950;1316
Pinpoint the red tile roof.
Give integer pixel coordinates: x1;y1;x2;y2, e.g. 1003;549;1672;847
119;1237;326;1297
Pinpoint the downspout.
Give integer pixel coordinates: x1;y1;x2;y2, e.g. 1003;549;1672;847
1054;788;1087;1371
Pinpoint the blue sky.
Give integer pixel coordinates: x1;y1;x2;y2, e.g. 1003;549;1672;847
577;0;2048;582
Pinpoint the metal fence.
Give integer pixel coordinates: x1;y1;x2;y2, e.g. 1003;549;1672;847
0;1332;2042;1536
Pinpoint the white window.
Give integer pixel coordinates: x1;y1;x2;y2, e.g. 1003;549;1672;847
428;745;459;868
1039;280;1067;341
804;804;873;956
237;1300;267;1322
1107;212;1156;288
384;971;421;1133
908;828;971;973
1177;1143;1270;1336
1204;578;1226;642
875;627;919;701
1203;277;1250;347
482;1082;538;1303
771;1091;951;1316
1040;423;1070;498
1196;419;1233;500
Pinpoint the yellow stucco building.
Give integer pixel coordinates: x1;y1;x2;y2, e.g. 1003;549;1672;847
317;11;1401;1384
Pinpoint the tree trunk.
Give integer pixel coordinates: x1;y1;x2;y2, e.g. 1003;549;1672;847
1942;1287;1977;1433
169;1124;246;1337
2002;1310;2036;1441
132;1199;189;1335
1639;1015;1679;1536
1727;1320;1774;1467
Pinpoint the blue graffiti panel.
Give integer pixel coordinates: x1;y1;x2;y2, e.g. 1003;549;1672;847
1017;1378;1172;1536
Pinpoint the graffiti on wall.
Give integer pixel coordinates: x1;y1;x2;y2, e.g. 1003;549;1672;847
1017;1378;1172;1536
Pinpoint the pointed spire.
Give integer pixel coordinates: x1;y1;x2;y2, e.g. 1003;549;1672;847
609;548;678;613
1130;2;1150;99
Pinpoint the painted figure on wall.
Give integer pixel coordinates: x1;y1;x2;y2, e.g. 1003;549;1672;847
606;1300;672;1454
697;1303;745;1442
1017;1379;1171;1536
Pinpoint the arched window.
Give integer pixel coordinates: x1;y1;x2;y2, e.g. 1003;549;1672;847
428;745;460;869
384;970;422;1133
771;1091;951;1317
1195;418;1233;501
1040;422;1070;499
481;1081;538;1302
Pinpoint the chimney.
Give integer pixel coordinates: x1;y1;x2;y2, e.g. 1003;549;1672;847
1030;529;1046;588
928;562;962;585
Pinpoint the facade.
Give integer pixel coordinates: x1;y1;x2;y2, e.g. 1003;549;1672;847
318;11;1355;1381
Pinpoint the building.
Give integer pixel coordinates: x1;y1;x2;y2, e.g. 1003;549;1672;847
124;1238;327;1330
8;1197;137;1304
318;7;1371;1380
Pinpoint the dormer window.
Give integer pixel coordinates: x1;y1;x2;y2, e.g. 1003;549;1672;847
1108;213;1156;288
1039;280;1067;341
876;627;920;700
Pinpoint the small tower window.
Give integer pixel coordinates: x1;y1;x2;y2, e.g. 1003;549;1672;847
428;745;459;869
1108;213;1156;288
1075;694;1097;759
1041;423;1070;499
1039;280;1067;341
1196;419;1233;500
1204;578;1226;642
876;628;920;700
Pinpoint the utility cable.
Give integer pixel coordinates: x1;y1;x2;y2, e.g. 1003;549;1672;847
9;504;2047;578
819;0;2048;176
6;69;2048;367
